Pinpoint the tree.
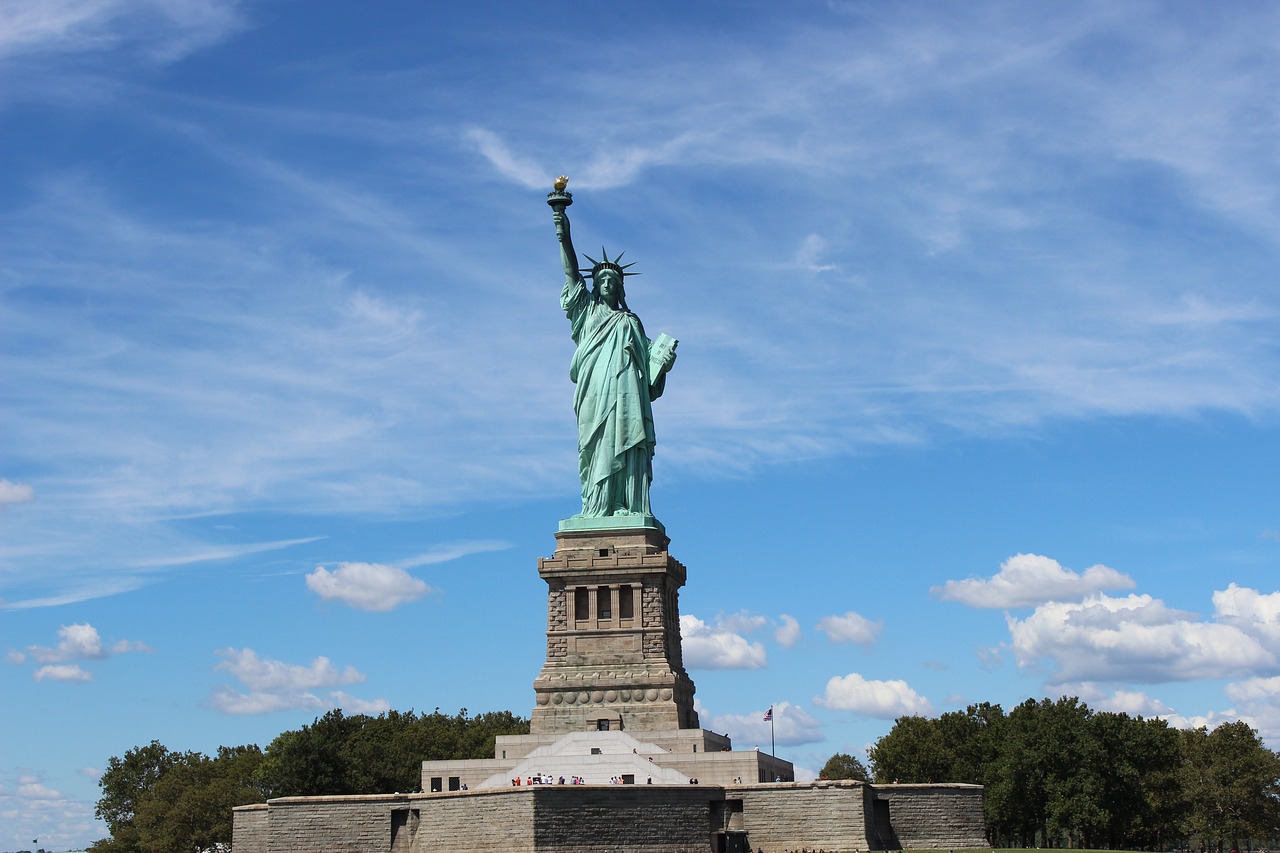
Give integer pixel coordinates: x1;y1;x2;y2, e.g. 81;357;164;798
91;742;264;853
819;752;870;782
132;746;264;853
90;740;196;853
868;715;952;783
1181;721;1280;852
255;707;531;797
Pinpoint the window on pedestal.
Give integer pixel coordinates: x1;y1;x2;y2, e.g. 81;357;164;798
619;585;634;620
597;585;611;619
574;587;589;621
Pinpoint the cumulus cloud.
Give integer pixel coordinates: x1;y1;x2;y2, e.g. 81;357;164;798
0;478;35;505
703;701;825;747
27;623;106;662
1217;677;1280;744
34;663;92;682
1214;584;1280;646
933;553;1136;608
17;779;64;799
306;561;432;611
775;614;802;648
214;647;365;691
815;672;933;718
1049;682;1177;716
1008;592;1274;683
816;611;882;645
13;622;150;681
680;614;767;669
210;647;387;715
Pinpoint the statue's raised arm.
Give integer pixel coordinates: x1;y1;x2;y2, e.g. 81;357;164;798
547;177;678;528
548;176;581;285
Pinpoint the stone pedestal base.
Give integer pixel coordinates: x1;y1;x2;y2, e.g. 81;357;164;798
532;525;698;735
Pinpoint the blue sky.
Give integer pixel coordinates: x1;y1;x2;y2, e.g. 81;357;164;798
3;0;1280;848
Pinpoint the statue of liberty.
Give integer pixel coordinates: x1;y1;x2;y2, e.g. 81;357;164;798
548;177;677;524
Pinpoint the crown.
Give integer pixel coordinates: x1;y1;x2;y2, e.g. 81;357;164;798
580;247;640;280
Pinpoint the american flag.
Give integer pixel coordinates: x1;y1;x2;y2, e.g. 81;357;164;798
763;707;773;721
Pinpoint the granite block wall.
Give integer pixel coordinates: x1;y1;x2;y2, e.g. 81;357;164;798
732;782;869;852
871;785;988;849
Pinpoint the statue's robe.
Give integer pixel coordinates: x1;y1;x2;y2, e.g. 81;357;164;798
561;276;665;517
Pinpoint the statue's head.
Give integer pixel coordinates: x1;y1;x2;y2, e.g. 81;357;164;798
595;268;624;308
581;248;639;311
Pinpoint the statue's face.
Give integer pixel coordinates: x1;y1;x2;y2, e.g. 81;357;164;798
597;271;622;308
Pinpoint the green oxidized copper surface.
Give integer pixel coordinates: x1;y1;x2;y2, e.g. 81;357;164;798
549;177;677;531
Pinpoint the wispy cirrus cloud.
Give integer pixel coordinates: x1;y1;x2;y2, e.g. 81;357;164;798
0;0;247;63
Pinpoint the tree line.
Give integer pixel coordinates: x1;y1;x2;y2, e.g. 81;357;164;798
91;697;1280;853
89;708;529;853
829;697;1280;851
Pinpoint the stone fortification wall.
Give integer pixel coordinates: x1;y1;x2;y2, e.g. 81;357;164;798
231;803;268;851
230;781;987;853
871;784;988;848
415;788;536;852
233;793;415;853
731;781;869;851
531;785;717;853
386;785;717;853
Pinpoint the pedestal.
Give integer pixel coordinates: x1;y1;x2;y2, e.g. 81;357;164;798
531;524;699;735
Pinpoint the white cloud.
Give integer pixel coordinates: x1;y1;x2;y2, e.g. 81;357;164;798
1225;675;1280;704
0;769;100;853
0;0;247;63
331;691;392;715
306;562;432;612
719;611;769;634
463;127;547;190
210;648;386;716
18;623;151;680
1049;682;1177;716
1007;592;1275;682
399;540;510;568
29;623;104;662
816;611;882;645
933;553;1136;608
775;614;802;648
680;614;766;669
1219;677;1280;744
1214;584;1280;647
209;686;325;715
131;536;324;568
214;647;365;692
794;234;837;273
815;672;933;718
0;478;35;505
34;663;92;682
16;780;63;799
703;701;825;748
